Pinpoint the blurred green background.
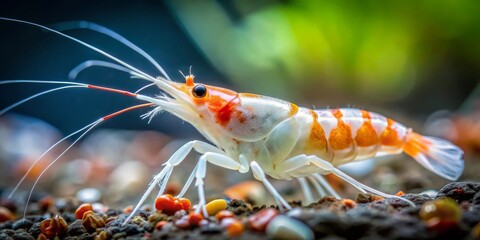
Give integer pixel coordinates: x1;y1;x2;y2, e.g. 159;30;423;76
168;0;479;115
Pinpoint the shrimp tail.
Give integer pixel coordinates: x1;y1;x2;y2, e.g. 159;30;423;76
403;132;464;180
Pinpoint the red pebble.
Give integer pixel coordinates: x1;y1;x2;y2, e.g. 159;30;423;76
188;212;204;227
178;198;191;210
155;194;191;215
155;194;176;215
248;208;278;232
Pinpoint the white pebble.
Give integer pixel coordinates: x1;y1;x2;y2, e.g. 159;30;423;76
420;189;438;198
76;188;101;203
266;215;314;240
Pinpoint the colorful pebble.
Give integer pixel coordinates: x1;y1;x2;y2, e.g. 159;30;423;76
266;215;314;240
0;206;14;223
40;215;68;239
222;218;245;237
216;210;235;221
248;208;278;232
205;199;228;216
420;198;461;231
75;203;93;219
155;194;191;215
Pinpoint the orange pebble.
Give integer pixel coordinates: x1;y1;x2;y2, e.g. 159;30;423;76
216;210;235;222
341;199;357;209
155;194;177;215
123;205;133;214
75;203;93;219
395;191;405;196
226;219;244;237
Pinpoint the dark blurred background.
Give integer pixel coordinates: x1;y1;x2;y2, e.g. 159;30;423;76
0;0;479;206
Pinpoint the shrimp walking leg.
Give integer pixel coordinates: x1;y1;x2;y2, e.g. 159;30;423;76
312;174;341;199
250;161;292;210
125;140;222;224
278;155;415;206
194;152;247;216
307;176;327;198
297;177;315;204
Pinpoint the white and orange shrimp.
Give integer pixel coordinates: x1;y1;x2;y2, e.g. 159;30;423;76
0;18;464;223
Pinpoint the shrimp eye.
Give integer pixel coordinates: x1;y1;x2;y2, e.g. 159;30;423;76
192;84;207;98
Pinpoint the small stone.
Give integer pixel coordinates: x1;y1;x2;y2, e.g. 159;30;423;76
248;208;278;232
0;207;14;223
174;216;190;229
266;215;314;240
436;182;480;202
67;220;87;236
40;215;67;239
196;221;219;234
12;219;33;230
215;210;234;222
28;222;41;238
75;203;93;220
356;193;385;203
205;199;228;216
82;211;106;233
76;188;102;203
341;199;357;209
221;218;244;237
95;230;109;240
420;198;461;231
12;229;34;240
188;212;204;227
154;194;186;215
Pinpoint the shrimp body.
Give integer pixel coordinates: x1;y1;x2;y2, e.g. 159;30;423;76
0;18;464;221
168;79;463;183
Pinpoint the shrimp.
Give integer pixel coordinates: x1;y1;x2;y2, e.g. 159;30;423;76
0;18;464;223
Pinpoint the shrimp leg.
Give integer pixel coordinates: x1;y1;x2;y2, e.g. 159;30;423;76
297;177;315;204
251;161;292;210
277;155;415;206
124;140;223;224
194;152;248;216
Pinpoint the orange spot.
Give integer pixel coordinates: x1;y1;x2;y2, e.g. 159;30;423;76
306;110;327;153
355;112;378;147
329;110;353;150
289;103;299;117
380;119;403;146
332;109;343;118
361;110;371;119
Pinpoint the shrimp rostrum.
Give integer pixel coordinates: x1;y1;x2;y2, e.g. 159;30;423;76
0;18;464;222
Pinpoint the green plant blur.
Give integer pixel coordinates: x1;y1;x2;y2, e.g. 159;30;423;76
168;0;479;110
